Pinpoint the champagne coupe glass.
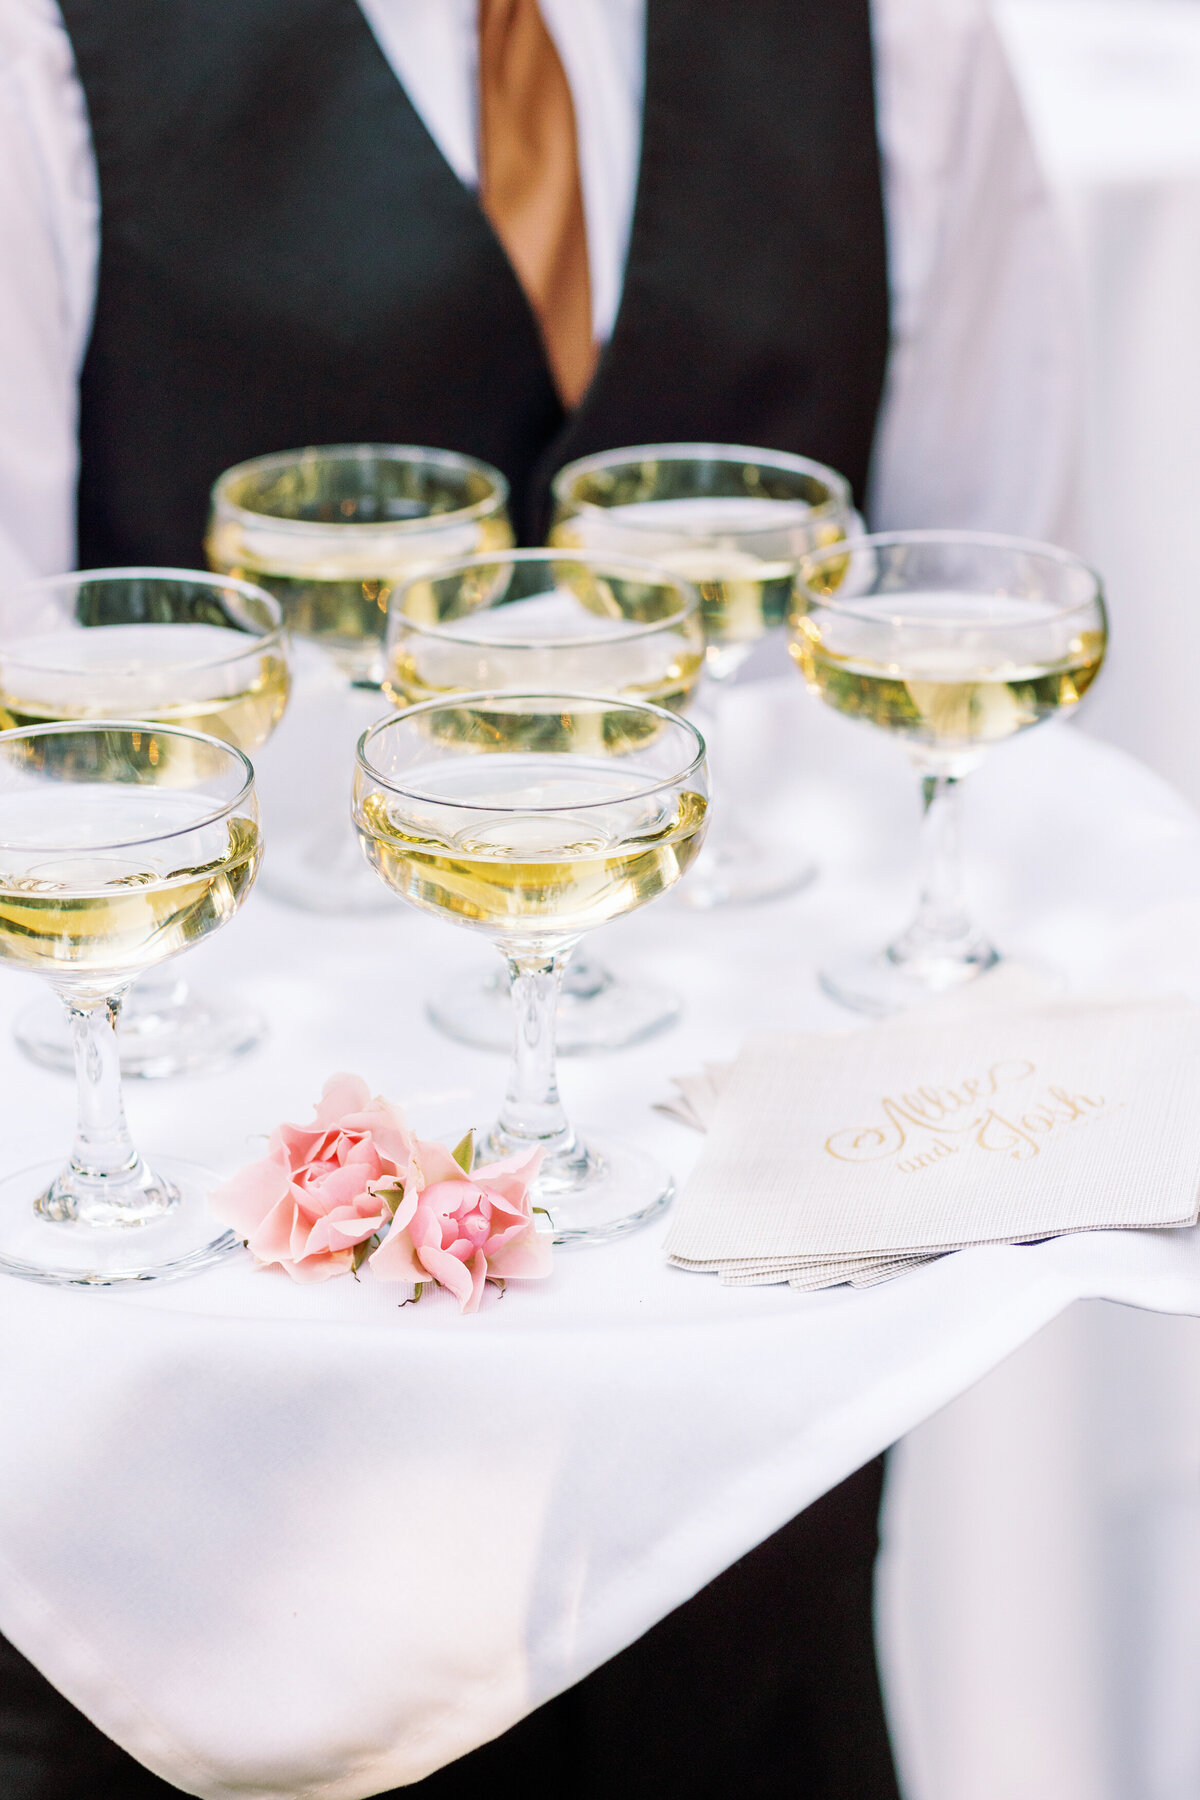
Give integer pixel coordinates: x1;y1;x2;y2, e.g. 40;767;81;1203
354;692;709;1242
0;722;261;1284
790;531;1107;1014
0;569;288;1079
550;443;853;907
207;444;513;912
384;547;704;1053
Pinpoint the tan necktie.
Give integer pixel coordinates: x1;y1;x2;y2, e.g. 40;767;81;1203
478;0;596;409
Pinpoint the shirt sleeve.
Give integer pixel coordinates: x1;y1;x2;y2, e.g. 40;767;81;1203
0;0;98;587
867;0;1081;546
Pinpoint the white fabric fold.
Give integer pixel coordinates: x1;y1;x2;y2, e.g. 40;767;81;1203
0;681;1199;1794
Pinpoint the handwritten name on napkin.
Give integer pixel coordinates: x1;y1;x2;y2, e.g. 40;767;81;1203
665;1001;1200;1268
824;1055;1110;1172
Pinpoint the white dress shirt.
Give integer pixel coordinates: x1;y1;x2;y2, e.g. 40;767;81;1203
0;0;1078;587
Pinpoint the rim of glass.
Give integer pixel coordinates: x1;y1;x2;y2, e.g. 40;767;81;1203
211;444;511;538
795;529;1106;630
0;719;257;851
0;567;287;674
551;441;854;530
357;689;706;812
390;547;700;649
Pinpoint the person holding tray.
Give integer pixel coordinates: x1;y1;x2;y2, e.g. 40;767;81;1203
0;1;1076;1794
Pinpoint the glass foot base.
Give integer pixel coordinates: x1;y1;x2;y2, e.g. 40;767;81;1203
15;990;266;1081
676;840;817;910
819;941;1002;1017
0;1157;241;1286
428;964;681;1056
483;1126;674;1245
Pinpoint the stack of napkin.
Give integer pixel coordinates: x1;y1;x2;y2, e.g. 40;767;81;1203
661;980;1200;1289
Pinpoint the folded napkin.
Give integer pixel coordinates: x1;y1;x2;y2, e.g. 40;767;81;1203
662;980;1200;1289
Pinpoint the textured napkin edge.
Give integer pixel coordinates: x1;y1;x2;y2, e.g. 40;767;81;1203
661;983;1200;1288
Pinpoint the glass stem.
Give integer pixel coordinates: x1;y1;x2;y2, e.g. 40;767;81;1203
888;771;997;975
36;989;175;1227
67;993;140;1182
490;948;579;1164
915;772;971;944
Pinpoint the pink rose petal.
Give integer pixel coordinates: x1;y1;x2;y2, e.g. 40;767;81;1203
367;1220;427;1284
214;1081;552;1304
208;1147;291;1239
486;1229;554;1280
209;1078;419;1283
313;1073;372;1128
464;1250;489;1314
416;1244;476;1309
284;1247;355;1284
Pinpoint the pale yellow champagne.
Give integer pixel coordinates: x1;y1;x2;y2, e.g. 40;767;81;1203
792;620;1106;750
0;625;289;753
552;497;842;651
356;756;707;936
0;789;260;982
208;515;514;678
385;589;704;717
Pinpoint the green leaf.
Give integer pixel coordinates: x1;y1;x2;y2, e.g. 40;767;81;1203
450;1130;475;1174
351;1235;378;1274
372;1181;404;1218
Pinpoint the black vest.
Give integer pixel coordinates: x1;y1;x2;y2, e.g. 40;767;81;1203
60;0;890;557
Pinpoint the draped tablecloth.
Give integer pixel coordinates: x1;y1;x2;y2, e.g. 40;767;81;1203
2;680;1200;1799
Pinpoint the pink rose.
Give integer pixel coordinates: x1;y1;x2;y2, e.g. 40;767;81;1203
210;1074;418;1283
370;1139;550;1313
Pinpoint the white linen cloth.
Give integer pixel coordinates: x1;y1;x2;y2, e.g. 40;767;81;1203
0;0;1078;587
1;680;1200;1796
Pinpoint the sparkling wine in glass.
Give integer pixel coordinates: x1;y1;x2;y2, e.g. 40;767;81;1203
384;548;704;1053
790;531;1107;1013
207;444;513;912
0;722;261;1284
354;692;709;1242
0;569;289;1078
550;442;853;906
0;568;287;1072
